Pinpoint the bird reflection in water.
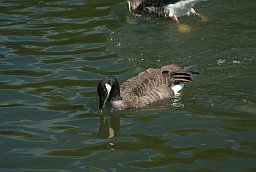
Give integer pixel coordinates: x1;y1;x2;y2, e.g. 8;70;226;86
98;114;120;138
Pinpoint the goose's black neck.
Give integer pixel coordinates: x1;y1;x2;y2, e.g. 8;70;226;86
108;77;122;101
97;76;122;110
97;77;122;109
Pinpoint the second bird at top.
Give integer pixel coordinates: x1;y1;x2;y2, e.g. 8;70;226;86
127;0;207;23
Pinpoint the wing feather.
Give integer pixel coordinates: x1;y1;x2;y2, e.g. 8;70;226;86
119;64;196;108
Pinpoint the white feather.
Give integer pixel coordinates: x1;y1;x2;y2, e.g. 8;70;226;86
171;83;185;96
166;0;205;17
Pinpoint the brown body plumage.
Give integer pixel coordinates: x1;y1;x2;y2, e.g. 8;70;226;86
97;64;198;111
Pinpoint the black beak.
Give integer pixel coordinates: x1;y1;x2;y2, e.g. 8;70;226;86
99;93;110;111
99;96;104;110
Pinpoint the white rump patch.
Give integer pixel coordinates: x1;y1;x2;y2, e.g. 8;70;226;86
105;83;112;94
171;83;185;96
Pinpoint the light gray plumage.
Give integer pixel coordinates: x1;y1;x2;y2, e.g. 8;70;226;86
97;64;198;111
165;0;206;18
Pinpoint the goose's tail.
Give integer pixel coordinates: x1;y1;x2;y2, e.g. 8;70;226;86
183;65;199;74
169;72;192;95
162;65;199;83
171;72;194;83
162;65;199;95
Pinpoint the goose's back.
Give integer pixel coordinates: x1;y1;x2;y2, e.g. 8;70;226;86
120;64;182;108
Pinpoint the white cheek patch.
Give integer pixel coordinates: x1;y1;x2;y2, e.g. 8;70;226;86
105;83;112;94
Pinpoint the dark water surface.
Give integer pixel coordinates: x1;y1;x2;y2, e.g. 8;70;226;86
0;0;256;171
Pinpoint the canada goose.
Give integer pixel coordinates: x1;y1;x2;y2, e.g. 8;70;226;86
127;0;205;23
97;64;199;111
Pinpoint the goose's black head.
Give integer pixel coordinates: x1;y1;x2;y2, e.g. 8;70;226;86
97;76;122;110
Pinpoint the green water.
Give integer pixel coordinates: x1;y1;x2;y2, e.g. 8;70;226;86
0;0;256;171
